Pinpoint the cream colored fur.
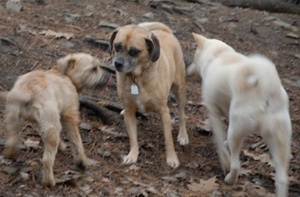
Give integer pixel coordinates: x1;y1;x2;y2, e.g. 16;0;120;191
188;33;292;197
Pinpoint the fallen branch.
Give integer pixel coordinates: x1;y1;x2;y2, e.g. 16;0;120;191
81;97;148;120
79;99;114;125
219;0;300;15
0;37;16;46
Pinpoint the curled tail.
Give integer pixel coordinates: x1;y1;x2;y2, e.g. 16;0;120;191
234;66;259;93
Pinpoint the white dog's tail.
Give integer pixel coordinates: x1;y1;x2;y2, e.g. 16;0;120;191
138;22;173;34
234;54;280;94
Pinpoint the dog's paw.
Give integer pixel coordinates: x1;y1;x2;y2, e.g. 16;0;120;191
177;129;189;145
42;174;56;187
166;154;180;168
224;169;238;185
123;152;138;164
177;136;189;146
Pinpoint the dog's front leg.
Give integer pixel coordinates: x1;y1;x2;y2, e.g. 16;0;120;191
123;109;139;164
159;106;180;168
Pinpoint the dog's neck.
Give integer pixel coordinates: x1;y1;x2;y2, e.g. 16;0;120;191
49;66;82;92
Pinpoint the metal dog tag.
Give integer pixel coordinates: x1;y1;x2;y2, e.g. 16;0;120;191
131;84;139;95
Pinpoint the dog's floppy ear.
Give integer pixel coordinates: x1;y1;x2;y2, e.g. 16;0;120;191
145;33;160;62
56;56;76;74
192;32;205;48
109;30;118;54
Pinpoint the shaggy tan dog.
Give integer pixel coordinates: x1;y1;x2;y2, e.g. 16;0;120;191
188;33;292;197
0;53;112;187
110;22;189;168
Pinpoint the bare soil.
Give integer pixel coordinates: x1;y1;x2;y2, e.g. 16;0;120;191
0;0;299;196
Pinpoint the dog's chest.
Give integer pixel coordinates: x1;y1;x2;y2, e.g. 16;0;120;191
128;83;159;113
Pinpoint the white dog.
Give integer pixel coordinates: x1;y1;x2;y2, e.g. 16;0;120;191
188;33;292;197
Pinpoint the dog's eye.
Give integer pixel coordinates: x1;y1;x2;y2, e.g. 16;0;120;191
114;43;122;52
128;48;141;57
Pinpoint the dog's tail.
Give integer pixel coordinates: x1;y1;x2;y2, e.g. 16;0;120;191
4;91;32;104
138;22;173;34
233;54;280;94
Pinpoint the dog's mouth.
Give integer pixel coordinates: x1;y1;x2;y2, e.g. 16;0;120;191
98;71;114;88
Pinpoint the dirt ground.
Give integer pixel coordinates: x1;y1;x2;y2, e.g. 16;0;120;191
0;0;299;196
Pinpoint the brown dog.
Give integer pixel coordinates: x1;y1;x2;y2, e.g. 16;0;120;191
110;22;189;168
0;53;111;186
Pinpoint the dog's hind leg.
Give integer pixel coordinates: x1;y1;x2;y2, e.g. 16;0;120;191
224;123;245;185
171;82;189;145
62;109;87;169
41;126;60;187
3;105;23;158
208;109;230;173
264;117;291;197
39;110;61;187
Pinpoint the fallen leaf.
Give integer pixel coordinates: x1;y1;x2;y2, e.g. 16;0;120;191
243;181;274;197
39;30;74;40
187;176;218;194
243;149;273;167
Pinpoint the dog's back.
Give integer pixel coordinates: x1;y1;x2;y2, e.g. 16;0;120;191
138;22;172;34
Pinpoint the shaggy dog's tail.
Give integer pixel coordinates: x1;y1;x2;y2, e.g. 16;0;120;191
138;22;173;34
0;91;32;104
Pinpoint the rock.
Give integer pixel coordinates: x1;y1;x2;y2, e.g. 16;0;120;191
21;166;33;173
197;17;209;24
56;39;76;48
2;166;18;175
114;187;124;196
97;148;111;158
294;54;300;60
83;35;110;51
80;183;93;195
20;171;29;180
273;20;298;32
264;16;277;21
5;0;22;12
98;21;119;29
85;4;95;11
286;32;299;39
80;122;92;131
282;77;300;88
143;12;154;19
0;5;4;10
163;188;180;197
162;176;178;182
0;156;12;165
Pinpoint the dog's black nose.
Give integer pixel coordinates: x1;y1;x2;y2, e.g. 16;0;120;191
114;59;123;70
